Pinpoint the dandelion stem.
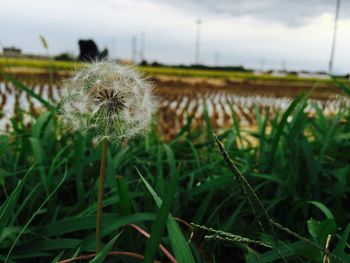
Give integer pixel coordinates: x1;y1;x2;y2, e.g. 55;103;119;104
96;138;108;253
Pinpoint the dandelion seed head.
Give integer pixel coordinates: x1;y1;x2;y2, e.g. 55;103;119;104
60;60;158;143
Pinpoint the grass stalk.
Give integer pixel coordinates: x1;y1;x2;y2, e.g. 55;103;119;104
96;139;108;253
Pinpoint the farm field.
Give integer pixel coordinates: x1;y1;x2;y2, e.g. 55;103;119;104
1;56;347;82
0;63;349;139
0;60;350;263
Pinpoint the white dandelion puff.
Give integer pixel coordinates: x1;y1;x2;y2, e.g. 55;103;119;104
59;60;158;143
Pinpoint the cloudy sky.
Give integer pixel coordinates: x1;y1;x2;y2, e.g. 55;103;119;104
1;0;349;73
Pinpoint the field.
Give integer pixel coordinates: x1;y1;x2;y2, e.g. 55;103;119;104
0;59;350;262
1;57;347;82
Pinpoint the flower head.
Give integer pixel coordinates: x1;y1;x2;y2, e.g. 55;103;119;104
60;61;157;142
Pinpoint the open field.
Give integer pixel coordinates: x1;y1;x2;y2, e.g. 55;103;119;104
1;57;348;83
0;64;350;262
1;72;349;141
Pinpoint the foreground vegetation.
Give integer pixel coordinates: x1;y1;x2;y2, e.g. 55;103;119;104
0;77;350;262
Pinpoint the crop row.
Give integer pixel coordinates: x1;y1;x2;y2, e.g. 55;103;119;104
0;78;349;140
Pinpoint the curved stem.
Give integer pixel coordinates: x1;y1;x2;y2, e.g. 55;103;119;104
58;251;160;263
96;139;108;252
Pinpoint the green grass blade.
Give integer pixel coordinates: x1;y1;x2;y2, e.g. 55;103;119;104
0;181;25;236
4;75;55;109
306;201;334;220
138;168;195;263
32;111;52;138
116;176;132;216
332;77;350;97
269;92;307;165
0;164;35;236
144;145;179;263
5;165;68;262
334;223;350;256
89;232;122;263
50;251;65;263
29;137;48;195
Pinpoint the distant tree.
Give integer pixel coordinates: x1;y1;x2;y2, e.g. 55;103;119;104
78;39;108;62
315;70;328;75
288;71;298;76
100;48;108;60
54;52;75;61
151;61;163;67
139;60;148;66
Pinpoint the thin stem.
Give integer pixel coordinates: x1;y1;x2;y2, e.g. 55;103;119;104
96;139;108;253
58;251;160;263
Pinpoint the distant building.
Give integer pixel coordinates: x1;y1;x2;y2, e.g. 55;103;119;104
253;70;265;76
2;47;22;57
271;71;287;77
297;72;330;80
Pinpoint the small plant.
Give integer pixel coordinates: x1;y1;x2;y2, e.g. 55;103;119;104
59;60;157;252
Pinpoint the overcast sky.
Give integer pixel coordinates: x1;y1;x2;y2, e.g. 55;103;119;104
0;0;349;73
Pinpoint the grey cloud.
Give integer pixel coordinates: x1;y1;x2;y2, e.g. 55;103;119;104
145;0;349;26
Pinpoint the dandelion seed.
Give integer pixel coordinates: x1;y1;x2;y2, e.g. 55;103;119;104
59;60;158;252
59;60;158;143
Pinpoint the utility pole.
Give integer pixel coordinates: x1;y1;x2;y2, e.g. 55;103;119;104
132;35;137;63
260;58;265;72
194;19;201;65
214;51;220;67
329;0;341;75
110;38;116;59
139;31;145;62
281;60;286;71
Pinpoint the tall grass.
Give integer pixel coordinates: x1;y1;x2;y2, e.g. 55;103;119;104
0;78;349;262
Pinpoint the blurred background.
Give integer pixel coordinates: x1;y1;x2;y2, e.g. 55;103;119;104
0;0;349;138
0;0;349;73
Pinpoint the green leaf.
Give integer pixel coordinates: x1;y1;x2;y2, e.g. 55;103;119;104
89;233;122;263
144;145;179;263
260;240;321;262
50;252;65;263
5;166;67;262
202;101;213;146
32;111;52;138
332;77;350;97
12;239;81;254
245;246;261;263
116;176;132;216
0;181;25;236
334;223;350;256
80;213;156;250
0;164;35;236
306;201;334;220
307;218;336;246
39;213;154;237
269;92;307;165
3;75;54;109
29;137;48;195
138;168;195;263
